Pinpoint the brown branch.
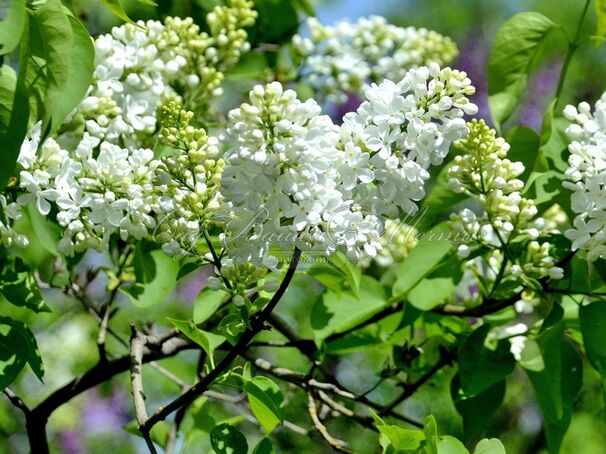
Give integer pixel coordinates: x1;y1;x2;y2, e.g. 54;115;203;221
97;303;112;362
246;354;423;429
129;326;157;454
2;388;30;416
379;347;454;416
32;335;189;417
140;248;302;432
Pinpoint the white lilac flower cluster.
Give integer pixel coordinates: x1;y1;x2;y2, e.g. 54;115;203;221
220;65;477;265
16;101;226;258
339;64;477;217
448;120;563;284
219;81;369;266
18;123;158;255
563;94;606;261
292;16;458;103
70;1;256;148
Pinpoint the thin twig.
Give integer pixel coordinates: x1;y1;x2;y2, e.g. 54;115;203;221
97;304;112;362
129;325;157;454
307;392;352;453
140;248;301;432
380;348;453;416
3;389;30;415
245;353;422;428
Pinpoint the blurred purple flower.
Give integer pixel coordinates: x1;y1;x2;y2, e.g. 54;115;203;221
58;430;84;454
82;389;130;435
177;265;213;301
330;93;363;123
518;60;561;131
455;31;491;123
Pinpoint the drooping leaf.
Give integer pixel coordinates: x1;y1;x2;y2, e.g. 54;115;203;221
101;0;136;24
506;126;541;182
26;0;73;132
0;319;29;390
244;376;285;434
49;13;94;134
488;12;564;128
423;415;439;454
0;65;16;128
524;170;573;218
451;374;506;440
407;253;463;311
169;318;225;368
392;222;454;300
210;423;248;454
0;0;26;56
472;438;506;454
579;300;606;376
132;241;158;284
121;249;179;307
194;287;227;324
377;424;425;453
0;61;29;190
523;323;583;454
0;259;50;313
437;436;469;454
311;275;388;341
252;438;275;454
458;325;515;396
0;316;43;386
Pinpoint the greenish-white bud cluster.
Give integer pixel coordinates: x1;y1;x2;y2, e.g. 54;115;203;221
154;102;225;258
448;120;562;288
208;259;277;308
373;220;418;267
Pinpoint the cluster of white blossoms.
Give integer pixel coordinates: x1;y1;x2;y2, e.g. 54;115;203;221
292;16;458;103
339;64;477;217
448;120;563;285
220;65;477;265
17;123;159;255
219;81;379;265
563;94;606;261
68;1;256;148
16;100;227;258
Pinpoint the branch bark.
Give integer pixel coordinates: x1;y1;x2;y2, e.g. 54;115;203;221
129;326;157;453
140;248;302;432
